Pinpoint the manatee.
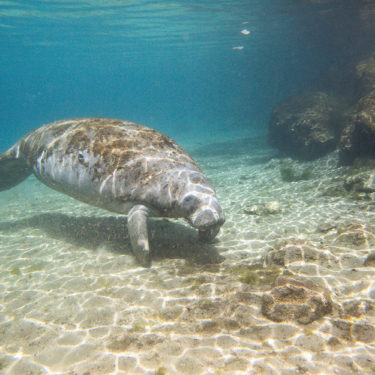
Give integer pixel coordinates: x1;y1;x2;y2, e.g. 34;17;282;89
0;118;225;266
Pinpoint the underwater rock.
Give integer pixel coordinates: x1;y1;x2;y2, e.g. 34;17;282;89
340;90;375;163
344;171;375;193
106;334;144;352
244;201;282;215
264;201;283;214
341;299;375;319
334;223;375;249
354;53;375;97
365;252;375;267
268;92;340;160
332;319;375;343
261;275;333;324
353;323;375;343
319;169;375;200
320;183;349;198
337;53;375;163
243;204;260;215
316;222;337;233
279;165;313;182
175;355;205;375
264;241;339;269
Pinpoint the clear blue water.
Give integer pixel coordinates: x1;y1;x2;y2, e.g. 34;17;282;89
0;0;368;150
2;3;375;374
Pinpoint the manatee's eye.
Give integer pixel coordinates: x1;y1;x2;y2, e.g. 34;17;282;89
190;174;205;184
182;194;200;213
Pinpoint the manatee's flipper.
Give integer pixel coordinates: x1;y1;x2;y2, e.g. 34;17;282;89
127;204;151;267
0;147;32;191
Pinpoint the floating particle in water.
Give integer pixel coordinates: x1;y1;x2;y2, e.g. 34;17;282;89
242;21;248;24
241;29;250;35
232;46;244;50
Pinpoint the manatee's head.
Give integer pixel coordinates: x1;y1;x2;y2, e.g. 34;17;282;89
182;192;225;242
169;168;225;242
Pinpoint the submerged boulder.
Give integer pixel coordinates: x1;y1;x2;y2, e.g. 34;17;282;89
268;92;341;160
340;90;375;163
336;53;375;163
244;201;283;216
261;275;333;324
354;53;375;97
344;170;375;194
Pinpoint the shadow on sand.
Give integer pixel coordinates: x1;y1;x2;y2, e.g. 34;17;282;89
0;213;224;265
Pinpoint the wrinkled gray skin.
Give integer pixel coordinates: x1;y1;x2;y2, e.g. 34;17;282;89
0;118;225;266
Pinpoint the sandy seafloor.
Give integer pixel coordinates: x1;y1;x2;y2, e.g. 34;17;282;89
1;133;375;375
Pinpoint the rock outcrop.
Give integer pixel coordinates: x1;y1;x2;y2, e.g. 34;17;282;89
261;275;333;324
354;53;375;97
244;201;283;216
338;54;375;163
268;52;375;164
344;170;375;194
268;92;341;160
340;90;375;163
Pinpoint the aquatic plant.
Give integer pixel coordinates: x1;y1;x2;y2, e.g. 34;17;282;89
228;264;281;286
190;275;207;290
132;322;146;332
155;367;167;375
239;271;259;285
280;166;313;182
10;266;21;276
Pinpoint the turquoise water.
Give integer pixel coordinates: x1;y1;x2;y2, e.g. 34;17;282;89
0;0;367;149
1;2;375;375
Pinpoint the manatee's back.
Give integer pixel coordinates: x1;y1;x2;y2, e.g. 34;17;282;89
1;118;199;210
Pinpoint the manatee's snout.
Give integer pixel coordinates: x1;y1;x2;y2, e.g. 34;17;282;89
192;206;224;229
183;194;224;229
177;171;225;242
189;197;225;242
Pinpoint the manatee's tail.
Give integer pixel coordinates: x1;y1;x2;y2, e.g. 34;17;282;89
0;145;32;191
